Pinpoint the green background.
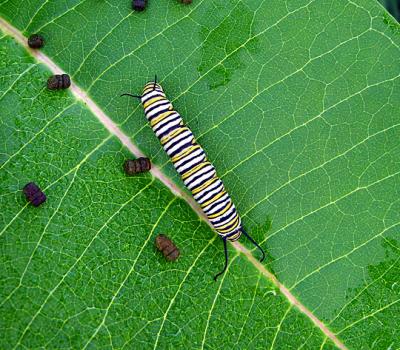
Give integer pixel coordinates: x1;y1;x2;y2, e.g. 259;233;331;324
1;0;399;349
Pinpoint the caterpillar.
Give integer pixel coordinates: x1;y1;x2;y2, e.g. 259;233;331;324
122;77;265;280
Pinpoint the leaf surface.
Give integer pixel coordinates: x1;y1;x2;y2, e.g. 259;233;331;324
1;0;399;349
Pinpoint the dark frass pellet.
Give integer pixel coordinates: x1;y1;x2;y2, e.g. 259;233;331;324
180;0;192;4
124;157;151;175
132;0;147;11
23;182;46;207
27;34;44;49
155;234;180;261
47;74;71;90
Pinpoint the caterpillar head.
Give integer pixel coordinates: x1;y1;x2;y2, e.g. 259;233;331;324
141;80;166;105
121;75;165;103
143;80;164;94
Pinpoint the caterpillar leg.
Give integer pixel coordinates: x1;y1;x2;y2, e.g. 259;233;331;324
241;229;266;262
214;237;229;281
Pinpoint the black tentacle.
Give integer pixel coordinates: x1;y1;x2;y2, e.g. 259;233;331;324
214;237;229;281
153;74;157;91
121;93;142;99
241;229;266;262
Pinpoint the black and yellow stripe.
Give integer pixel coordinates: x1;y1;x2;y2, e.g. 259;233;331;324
140;82;242;241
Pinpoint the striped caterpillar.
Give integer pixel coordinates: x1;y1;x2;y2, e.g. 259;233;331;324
122;77;265;280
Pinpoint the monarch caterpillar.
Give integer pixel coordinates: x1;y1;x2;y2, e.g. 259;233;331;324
122;77;265;280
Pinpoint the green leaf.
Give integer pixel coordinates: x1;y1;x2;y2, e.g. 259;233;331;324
1;0;399;349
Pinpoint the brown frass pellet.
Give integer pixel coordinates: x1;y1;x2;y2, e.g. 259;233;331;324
132;0;147;11
23;182;46;207
47;74;71;90
27;34;44;49
180;0;192;4
123;157;151;175
155;234;180;261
